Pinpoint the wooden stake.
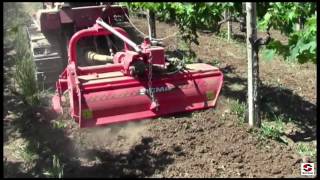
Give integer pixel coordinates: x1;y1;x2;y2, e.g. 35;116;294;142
147;10;156;39
224;10;232;41
246;3;260;127
296;2;305;31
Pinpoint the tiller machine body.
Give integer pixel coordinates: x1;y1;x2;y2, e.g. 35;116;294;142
52;18;223;128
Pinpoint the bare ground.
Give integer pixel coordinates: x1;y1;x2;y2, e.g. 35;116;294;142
3;16;317;178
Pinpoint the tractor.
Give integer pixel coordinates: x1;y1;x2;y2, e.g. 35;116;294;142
26;2;129;89
27;2;224;128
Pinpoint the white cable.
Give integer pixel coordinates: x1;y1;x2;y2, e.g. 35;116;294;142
121;6;179;41
121;7;148;37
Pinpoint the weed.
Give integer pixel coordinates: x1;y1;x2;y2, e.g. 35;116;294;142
178;38;189;50
296;143;316;159
14;57;39;105
217;29;228;39
4;4;40;106
230;100;246;124
52;120;68;129
14;27;30;62
43;155;64;178
259;120;284;141
260;108;291;143
13;27;39;106
272;114;286;123
4;3;28;46
11;139;39;166
211;58;221;67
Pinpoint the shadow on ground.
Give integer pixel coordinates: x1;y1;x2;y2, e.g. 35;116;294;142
232;33;246;44
220;65;317;142
3;101;174;178
64;137;173;178
3;43;174;178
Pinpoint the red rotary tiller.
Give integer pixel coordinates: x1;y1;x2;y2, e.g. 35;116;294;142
52;18;223;128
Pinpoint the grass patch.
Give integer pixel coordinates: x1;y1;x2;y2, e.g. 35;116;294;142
210;58;221;67
296;143;316;160
19;144;39;169
217;29;228;39
5;138;39;169
230;99;246;124
4;3;40;106
259;121;283;140
13;26;39;106
246;112;290;144
43;155;64;178
15;56;39;105
52;120;68;129
258;114;289;144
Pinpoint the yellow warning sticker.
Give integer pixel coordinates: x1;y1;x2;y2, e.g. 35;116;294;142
82;109;93;120
206;91;215;101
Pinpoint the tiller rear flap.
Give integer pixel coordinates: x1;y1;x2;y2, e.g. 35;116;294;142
52;18;223;128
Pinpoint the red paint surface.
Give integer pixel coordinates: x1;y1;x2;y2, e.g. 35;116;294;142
52;21;223;128
78;68;223;128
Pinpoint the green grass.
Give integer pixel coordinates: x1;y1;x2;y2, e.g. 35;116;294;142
210;58;221;67
217;29;228;39
43;155;64;178
230;99;246;124
4;2;63;178
4;3;40;106
258;113;289;143
15;57;39;105
260;121;284;140
20;146;39;168
245;111;290;144
13;26;40;106
52;120;68;129
296;143;316;160
7;138;39;165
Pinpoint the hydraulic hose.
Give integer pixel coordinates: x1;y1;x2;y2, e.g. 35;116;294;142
86;51;113;62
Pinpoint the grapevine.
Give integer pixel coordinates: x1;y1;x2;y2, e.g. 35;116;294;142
126;2;316;64
259;2;316;63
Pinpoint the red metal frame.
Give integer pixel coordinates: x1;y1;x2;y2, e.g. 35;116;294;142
52;21;224;128
39;4;129;32
67;24;131;64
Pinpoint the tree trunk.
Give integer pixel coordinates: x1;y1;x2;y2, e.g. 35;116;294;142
246;3;260;127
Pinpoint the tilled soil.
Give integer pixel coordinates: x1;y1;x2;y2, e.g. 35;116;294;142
57;97;302;178
3;16;316;178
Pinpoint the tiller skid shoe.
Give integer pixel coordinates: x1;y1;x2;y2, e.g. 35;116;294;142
52;18;223;128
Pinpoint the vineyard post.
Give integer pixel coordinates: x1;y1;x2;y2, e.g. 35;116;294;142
296;2;304;31
246;2;261;127
147;9;156;39
224;10;232;41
